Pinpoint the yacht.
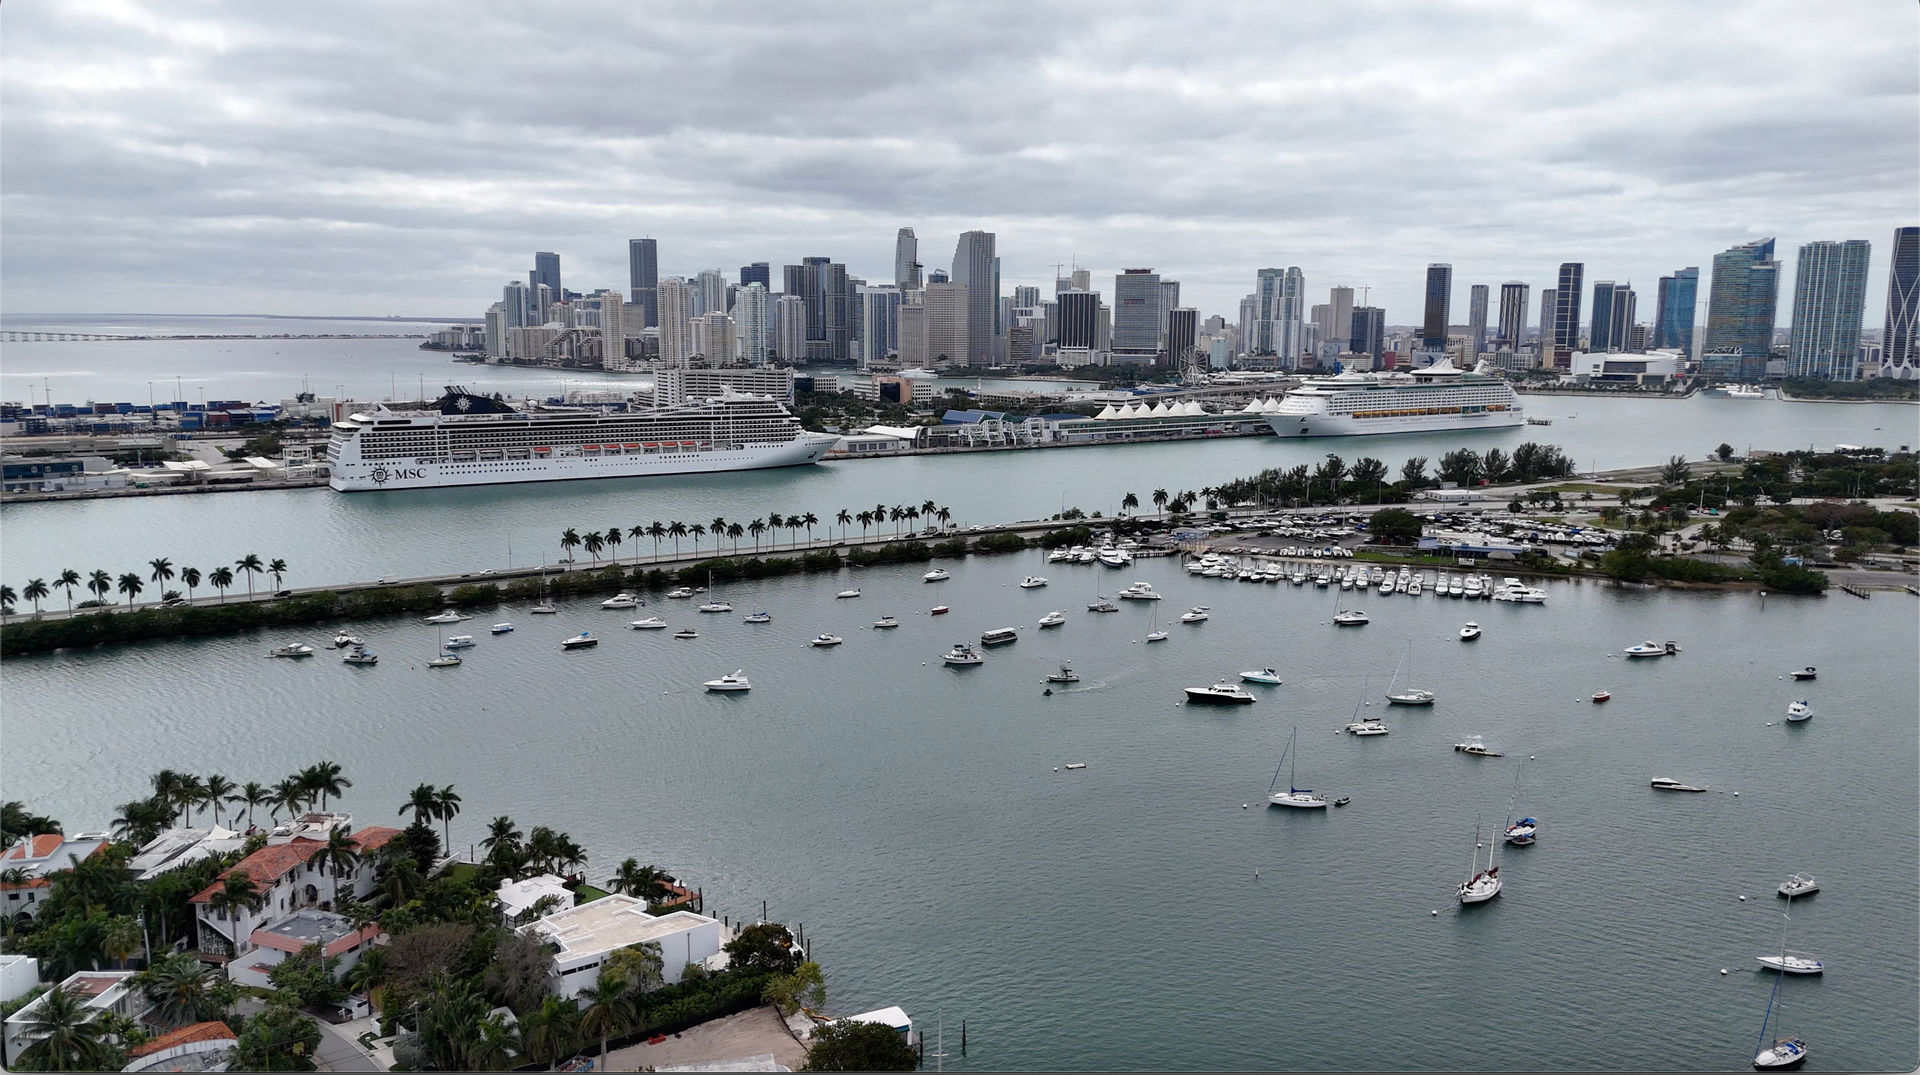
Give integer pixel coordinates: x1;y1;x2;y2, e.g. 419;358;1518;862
601;592;642;609
1037;610;1067;627
673;627;699;639
341;646;378;665
835;589;861;599
1460;622;1481;641
331;631;363;648
560;631;598;649
443;635;476;649
1457;825;1503;905
1077;549;1097;564
810;634;843;647
1756;953;1824;975
1179;606;1210;623
1785;700;1812;722
530;601;558;615
703;670;751;692
629;616;668;629
1087;599;1119;613
1463;575;1483;599
872;616;900;629
943;643;984;666
490;622;515;634
424;611;464;624
665;587;696;599
924;568;951;582
1454;736;1503;757
1020;576;1049;589
1046;663;1080;684
1492;578;1547;604
897;367;940;380
1048;548;1074;564
1344;719;1390;736
930;604;950;615
980;627;1019;646
268;643;316;658
1184;682;1257;705
698;600;733;613
1385;642;1434;705
743;609;772;624
1332;610;1370;626
1266;728;1326;807
1239;668;1283;685
1777;874;1818;899
1623;640;1668;658
1117;581;1161;600
1788;667;1816;681
1097;546;1132;568
1649;777;1706;792
1750;969;1809;1070
427;652;462;668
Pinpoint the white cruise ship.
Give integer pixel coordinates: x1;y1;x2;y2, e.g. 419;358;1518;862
1266;357;1524;438
327;386;837;491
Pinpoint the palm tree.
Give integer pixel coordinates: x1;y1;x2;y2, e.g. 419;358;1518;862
116;572;144;605
234;782;271;828
1152;488;1170;515
604;527;622;562
627;524;647;555
55;568;81;612
267;558;288;590
23;578;48;618
905;506;920;534
1121;492;1140;515
575;978;634;1072
307;761;351;810
521;996;580;1070
149;769;188;819
646;521;666;559
148;558;175;591
582;531;604;564
270;776;306;821
380;856;424;904
889;506;905;535
174;774;208;826
86;569;113;605
17;983;110;1071
802;512;819;544
200;775;236;827
611;857;665;901
399;783;439;827
102;913;142;968
766;513;784;547
936;506;952;530
179;567;200;604
786;516;803;546
856;511;872;539
525;826;562;874
748;519;767;552
480;815;522;869
560;528;582;563
205;873;265;950
689;523;706;555
318;825;361;907
0;584;12;614
234;553;264;600
139;953;218;1028
836;509;852;538
666;521;688;554
874;503;888;533
727;522;743;551
209;567;234;603
434;785;462;850
710;517;727;549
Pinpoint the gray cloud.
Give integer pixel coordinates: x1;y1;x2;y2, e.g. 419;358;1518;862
3;0;1913;324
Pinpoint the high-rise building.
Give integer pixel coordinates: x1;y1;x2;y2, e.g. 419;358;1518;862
773;294;807;364
484;303;508;359
695;270;729;316
894;228;921;290
1705;238;1781;368
1496;282;1529;350
740;263;771;290
1323;286;1354;356
897;291;928;367
628;239;658;326
657;278;696;366
1159;281;1181;341
1880;227;1919;377
1012;285;1040;309
1112;269;1162;354
950;231;997;364
1070;269;1091;292
1552;263;1585;366
857;284;902;369
1589;281;1636;352
925;281;970;366
1253;268;1284;354
1652;268;1699;351
1349;307;1385;360
1467;284;1489;357
533;252;561;300
502;281;529;329
1538;289;1556;353
1165;308;1198;366
690;311;736;363
735;283;772;366
1787;240;1872;380
599;290;630;369
1057;290;1099;351
788;258;851;362
1421;264;1452;350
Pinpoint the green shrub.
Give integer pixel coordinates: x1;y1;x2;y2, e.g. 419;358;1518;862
972;532;1027;553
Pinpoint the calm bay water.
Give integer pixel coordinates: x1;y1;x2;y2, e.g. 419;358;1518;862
2;554;1915;1070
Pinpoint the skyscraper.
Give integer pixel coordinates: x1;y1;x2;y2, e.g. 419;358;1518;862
628;239;658;327
1324;286;1354;356
1057;290;1099;351
740;263;771;290
657;277;696;366
1113;269;1162;354
773;294;807;364
788;258;851;362
1253;269;1284;354
857;284;902;369
1421;264;1452;350
695;270;729;317
1496;282;1529;350
1589;281;1636;352
1467;284;1489;357
1012;285;1041;309
1538;289;1556;355
1165;308;1198;367
599;290;629;368
1787;240;1872;380
533;252;561;299
502;280;529;329
735;283;772;366
925;281;970;366
1349;307;1385;360
1652;268;1699;351
950;231;997;364
1552;263;1585;367
1705;238;1781;368
1159;280;1181;342
1882;227;1919;375
894;228;921;290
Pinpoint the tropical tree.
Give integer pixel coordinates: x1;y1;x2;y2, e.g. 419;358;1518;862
646;521;666;558
318;825;361;907
787;516;803;545
148;558;175;591
200;775;237;827
400;783;439;827
582;531;604;564
102;913;143;968
627;524;647;555
305;761;351;810
139;952;220;1028
209;566;234;603
856;511;873;539
434;785;462;850
111;799;169;846
179;566;201;604
802;1017;920;1071
519;995;580;1069
610;858;667;902
574;978;635;1073
16;983;112;1071
766;512;784;544
1152;488;1170;515
270;776;308;821
235;553;264;600
234;782;271;828
380;856;425;904
116;573;144;605
1438;448;1484;487
1121;491;1140;515
603;527;622;562
667;521;688;554
173;774;208;826
836;509;852;538
748;519;767;551
710;517;727;548
23;578;49;617
1399;456;1430;488
559;528;581;562
206;873;267;947
727;522;743;550
1661;454;1692;486
937;506;952;529
802;512;819;543
55;568;81;612
480;816;522;870
1480;447;1510;484
1351;457;1390;502
267;558;288;590
87;569;114;605
689;523;706;554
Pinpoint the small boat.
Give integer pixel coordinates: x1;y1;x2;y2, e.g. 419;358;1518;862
923;568;951;582
836;589;861;599
1332;610;1369;626
1239;668;1282;685
1184;683;1256;705
1332;796;1351;807
743;610;772;624
332;631;362;648
490;623;515;634
529;602;558;615
1454;736;1503;757
929;604;950;615
665;587;696;599
1788;667;1816;681
443;635;476;649
673;627;699;640
703;670;751;692
1458;824;1503;904
698;601;733;613
1117;582;1162;600
1504;817;1537;845
1046;664;1080;684
1592;690;1611;703
426;653;462;668
1179;606;1210;623
1460;622;1481;641
1756;954;1824;975
1385;643;1434;705
1750;965;1809;1070
1345;719;1390;736
1777;874;1818;899
424;611;464;624
1623;640;1666;658
1649;777;1706;792
943;643;984;666
1266;728;1325;807
269;643;315;658
1097;546;1132;568
1087;600;1119;613
560;632;598;649
1063;762;1088;770
1037;610;1066;627
1785;700;1812;722
981;627;1019;646
629;616;668;629
341;647;378;665
872;616;900;629
810;634;843;647
1143;606;1168;643
1019;576;1048;589
601;592;642;609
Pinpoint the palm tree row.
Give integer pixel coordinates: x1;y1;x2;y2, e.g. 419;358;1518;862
556;501;958;566
477;815;588;880
5;555;289;618
116;762;352;846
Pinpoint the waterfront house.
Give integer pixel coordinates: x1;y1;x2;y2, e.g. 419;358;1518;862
2;970;152;1068
0;831;112;922
122;1021;238;1073
127;826;249;882
519;894;722;998
188;816;399;962
225;908;382;990
497;873;575;926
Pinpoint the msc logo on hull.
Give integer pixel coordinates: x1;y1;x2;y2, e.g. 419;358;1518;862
369;467;429;485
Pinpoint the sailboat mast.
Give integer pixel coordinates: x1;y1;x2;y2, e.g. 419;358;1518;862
1755;967;1783;1057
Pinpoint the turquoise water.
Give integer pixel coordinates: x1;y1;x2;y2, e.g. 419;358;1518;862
3;554;1914;1070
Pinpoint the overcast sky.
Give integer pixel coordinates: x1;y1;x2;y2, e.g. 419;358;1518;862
4;1;1914;327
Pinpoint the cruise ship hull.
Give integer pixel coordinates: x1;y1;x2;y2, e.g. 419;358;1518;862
329;434;836;491
1266;408;1526;438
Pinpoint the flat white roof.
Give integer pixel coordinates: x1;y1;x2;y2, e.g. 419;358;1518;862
843;1006;912;1030
526;894;716;959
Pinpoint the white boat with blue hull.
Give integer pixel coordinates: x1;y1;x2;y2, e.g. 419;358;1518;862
1266;357;1523;438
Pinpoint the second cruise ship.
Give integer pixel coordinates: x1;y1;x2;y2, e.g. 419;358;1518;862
1266;357;1524;438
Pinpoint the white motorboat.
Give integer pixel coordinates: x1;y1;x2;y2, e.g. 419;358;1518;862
529;602;558;614
872;616;900;629
1504;817;1537;845
1184;683;1256;705
930;604;950;615
1097;547;1132;568
665;587;696;599
341;646;378;665
1454;736;1503;757
1239;668;1283;685
1649;777;1706;792
427;653;462;668
332;631;362;648
980;627;1019;646
1345;719;1390;736
1460;622;1480;641
1463;576;1483;598
703;670;752;692
560;632;598;649
1492;578;1547;604
629;616;668;629
490;622;514;634
1266;728;1326;807
698;601;733;613
268;643;315;658
1756;954;1824;975
1048;549;1073;564
1785;700;1812;722
810;634;843;647
1046;663;1080;684
1077;550;1096;563
1623;640;1667;658
443;634;476;649
1385;642;1435;705
1087;599;1119;613
743;610;772;624
673;627;699;639
601;592;642;609
1777;874;1818;899
1179;606;1210;623
1788;667;1816;681
835;589;861;599
1037;610;1067;627
1020;576;1049;589
1117;581;1162;600
943;643;984;666
424;611;464;624
1457;825;1503;904
1332;610;1369;626
924;568;951;582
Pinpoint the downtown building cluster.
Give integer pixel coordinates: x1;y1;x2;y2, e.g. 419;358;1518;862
471;225;1919;383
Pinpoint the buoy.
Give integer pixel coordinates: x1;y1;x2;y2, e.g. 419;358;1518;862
1720;969;1728;975
1739;895;1747;901
1432;910;1438;916
1052;767;1059;772
1733;791;1739;796
1242;804;1249;809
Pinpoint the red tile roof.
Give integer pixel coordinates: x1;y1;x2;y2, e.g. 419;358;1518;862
65;974;127;998
189;838;323;903
350;825;402;852
127;1021;237;1058
3;834;65;862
